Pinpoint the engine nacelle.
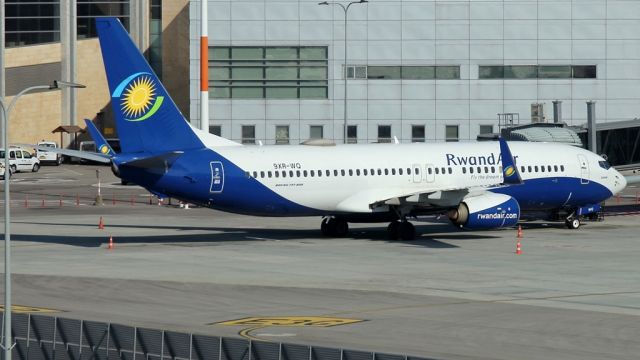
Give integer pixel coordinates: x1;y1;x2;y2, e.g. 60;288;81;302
448;193;520;229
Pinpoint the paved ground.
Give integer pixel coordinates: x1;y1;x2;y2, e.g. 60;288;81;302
2;164;640;360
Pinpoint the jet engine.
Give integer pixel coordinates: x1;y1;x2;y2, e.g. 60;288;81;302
448;193;520;229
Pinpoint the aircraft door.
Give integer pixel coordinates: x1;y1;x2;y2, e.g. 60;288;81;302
578;154;589;184
210;161;224;193
425;164;435;183
412;164;422;183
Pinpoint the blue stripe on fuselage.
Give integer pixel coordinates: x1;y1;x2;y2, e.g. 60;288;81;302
141;148;322;216
491;177;612;210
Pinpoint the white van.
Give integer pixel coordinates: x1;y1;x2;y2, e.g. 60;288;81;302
0;146;40;175
36;141;63;165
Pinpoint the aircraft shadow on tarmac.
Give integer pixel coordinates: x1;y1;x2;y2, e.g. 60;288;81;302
11;221;502;248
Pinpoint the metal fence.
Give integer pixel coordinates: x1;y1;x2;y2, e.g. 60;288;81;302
0;314;431;360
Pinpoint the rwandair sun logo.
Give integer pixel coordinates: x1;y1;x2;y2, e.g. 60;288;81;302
98;144;110;155
504;165;515;177
112;72;164;122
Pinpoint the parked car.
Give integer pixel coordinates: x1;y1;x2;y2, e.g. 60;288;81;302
0;146;40;174
36;140;63;165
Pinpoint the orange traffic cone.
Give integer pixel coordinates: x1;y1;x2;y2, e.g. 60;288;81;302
108;236;114;250
517;225;523;238
516;239;522;255
98;216;105;230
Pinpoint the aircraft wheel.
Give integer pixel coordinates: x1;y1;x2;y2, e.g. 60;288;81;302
320;217;332;236
565;218;581;229
387;221;400;240
399;221;416;241
333;219;349;237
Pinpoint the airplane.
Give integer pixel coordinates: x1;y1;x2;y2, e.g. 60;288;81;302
43;18;629;240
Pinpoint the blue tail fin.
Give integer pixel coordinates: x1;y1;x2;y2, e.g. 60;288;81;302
499;138;523;185
84;119;115;156
96;18;203;154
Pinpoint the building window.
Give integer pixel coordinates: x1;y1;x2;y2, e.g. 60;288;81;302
411;125;425;142
366;66;460;80
378;125;392;143
275;125;289;145
310;125;323;140
6;1;59;47
210;46;328;99
149;0;163;78
347;125;358;144
479;125;493;135
77;1;130;39
242;125;256;144
345;65;367;79
480;65;597;79
445;125;459;142
209;125;222;136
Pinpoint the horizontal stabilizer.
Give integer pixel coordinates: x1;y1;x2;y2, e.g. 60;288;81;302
120;151;184;175
24;144;111;164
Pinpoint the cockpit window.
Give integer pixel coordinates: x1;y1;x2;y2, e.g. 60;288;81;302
598;160;611;170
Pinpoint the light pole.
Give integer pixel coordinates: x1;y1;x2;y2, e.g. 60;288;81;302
1;80;85;360
318;0;367;144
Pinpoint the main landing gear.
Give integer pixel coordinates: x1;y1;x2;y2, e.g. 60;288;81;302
321;217;349;237
386;220;416;241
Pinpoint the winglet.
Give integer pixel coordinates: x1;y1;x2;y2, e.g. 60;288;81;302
499;138;523;185
84;119;115;157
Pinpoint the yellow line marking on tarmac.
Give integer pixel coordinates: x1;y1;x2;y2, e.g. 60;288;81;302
215;316;364;327
238;327;268;342
0;305;60;314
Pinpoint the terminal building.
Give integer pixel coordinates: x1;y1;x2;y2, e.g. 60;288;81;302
2;0;640;166
189;0;640;147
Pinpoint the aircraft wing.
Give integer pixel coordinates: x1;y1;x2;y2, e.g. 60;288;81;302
337;137;524;213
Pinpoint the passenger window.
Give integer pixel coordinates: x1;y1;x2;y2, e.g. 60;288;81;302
399;168;403;175
477;167;482;174
341;169;345;176
407;168;411;175
303;170;308;177
541;166;545;173
470;167;474;174
560;165;565;172
528;166;532;172
245;171;251;178
310;170;314;177
363;169;368;176
317;170;322;177
356;169;360;176
260;171;265;178
448;168;453;174
485;166;489;173
333;170;337;176
491;167;496;174
371;169;375;175
296;170;301;177
391;169;396;175
377;169;382;175
384;169;389;175
268;171;273;178
349;169;353;176
252;171;258;178
326;170;330;176
428;168;433;175
415;167;420;175
554;165;558;172
290;170;294;177
462;167;466;174
547;165;552;172
274;171;279;178
282;171;287;178
442;167;446;174
520;166;525;173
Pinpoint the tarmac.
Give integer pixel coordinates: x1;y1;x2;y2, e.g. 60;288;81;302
2;164;640;360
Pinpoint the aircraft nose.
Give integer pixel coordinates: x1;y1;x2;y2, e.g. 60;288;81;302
613;169;627;194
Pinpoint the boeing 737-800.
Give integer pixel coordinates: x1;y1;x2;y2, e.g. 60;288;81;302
45;18;628;240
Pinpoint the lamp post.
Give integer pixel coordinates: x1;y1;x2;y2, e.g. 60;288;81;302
318;0;367;144
1;80;85;360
